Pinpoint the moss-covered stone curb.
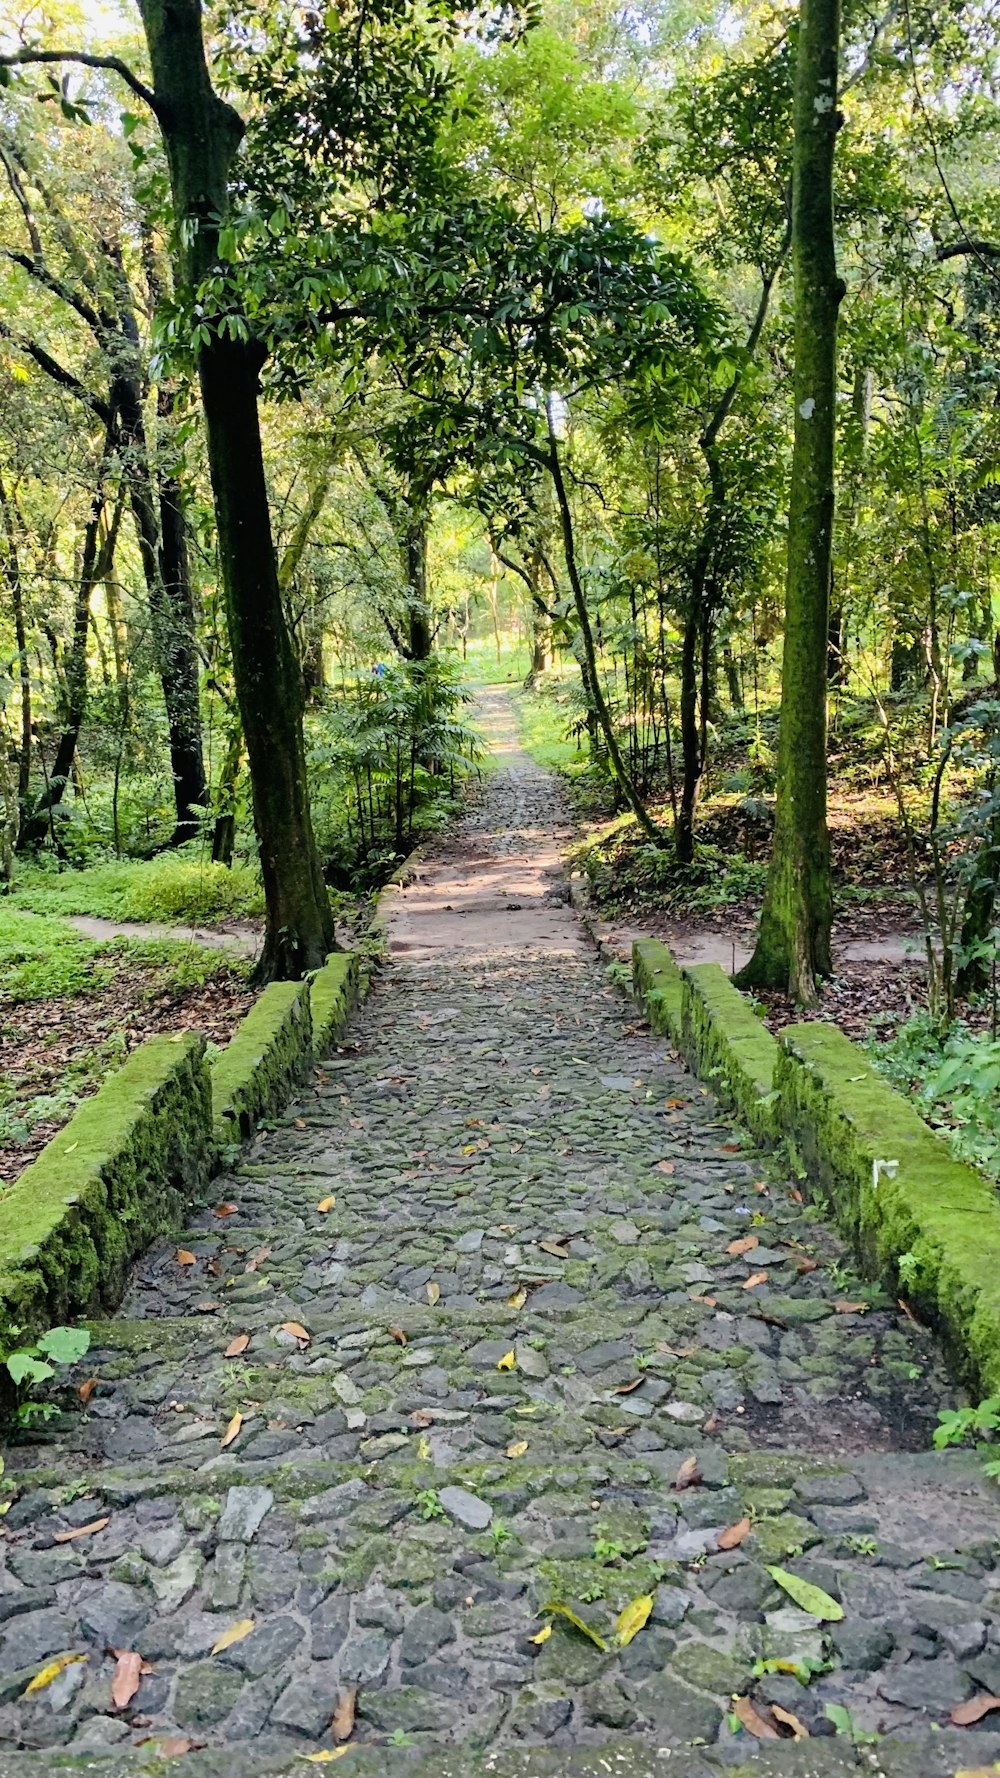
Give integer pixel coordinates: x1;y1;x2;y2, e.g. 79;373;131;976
211;978;313;1150
631;938;683;1044
682;962;779;1144
778;1021;1000;1395
310;950;359;1049
631;942;777;1142
0;1034;210;1350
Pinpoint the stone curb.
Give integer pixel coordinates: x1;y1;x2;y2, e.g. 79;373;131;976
368;840;426;942
632;934;1000;1397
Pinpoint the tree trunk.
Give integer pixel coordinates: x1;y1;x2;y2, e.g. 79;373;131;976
136;0;334;977
212;716;243;867
405;511;432;661
957;798;1000;994
157;388;209;838
0;470;31;810
736;0;843;1004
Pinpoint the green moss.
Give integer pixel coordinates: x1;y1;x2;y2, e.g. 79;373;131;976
211;979;313;1148
778;1022;1000;1396
0;1033;211;1353
681;964;779;1144
311;951;359;1051
632;939;684;1045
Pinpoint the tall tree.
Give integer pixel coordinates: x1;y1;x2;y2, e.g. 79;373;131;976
736;0;844;1004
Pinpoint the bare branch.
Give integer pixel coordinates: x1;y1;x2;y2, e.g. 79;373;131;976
0;48;159;115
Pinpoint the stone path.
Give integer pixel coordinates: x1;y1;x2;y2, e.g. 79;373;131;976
2;688;1000;1777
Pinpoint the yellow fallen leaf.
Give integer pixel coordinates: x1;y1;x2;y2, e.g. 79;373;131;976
64;1142;78;1154
541;1602;608;1650
507;1287;527;1309
427;1281;440;1305
615;1594;653;1646
211;1618;255;1655
497;1350;516;1371
221;1412;243;1449
24;1653;86;1694
528;1624;552;1645
461;1143;478;1155
317;1196;336;1213
299;1752;351;1764
506;1440;528;1458
416;1435;432;1460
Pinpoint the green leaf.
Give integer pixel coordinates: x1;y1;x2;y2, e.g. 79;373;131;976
6;1354;54;1388
37;1327;90;1366
766;1566;844;1621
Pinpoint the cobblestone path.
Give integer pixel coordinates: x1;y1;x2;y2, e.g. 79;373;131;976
2;690;1000;1777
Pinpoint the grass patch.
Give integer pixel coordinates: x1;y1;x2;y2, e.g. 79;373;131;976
12;852;265;927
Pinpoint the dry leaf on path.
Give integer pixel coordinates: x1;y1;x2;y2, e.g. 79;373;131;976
23;1654;86;1695
331;1685;357;1741
772;1703;810;1739
416;1435;432;1460
280;1321;311;1345
743;1271;769;1291
497;1350;516;1371
528;1624;552;1645
951;1694;1000;1726
245;1246;271;1272
689;1293;717;1307
175;1250;196;1267
539;1240;569;1258
317;1196;336;1213
507;1287;527;1309
78;1377;98;1404
615;1595;653;1646
732;1697;780;1739
111;1649;149;1711
211;1619;255;1655
612;1377;644;1395
224;1334;250;1358
214;1203;238;1218
426;1282;440;1305
221;1412;243;1449
506;1440;528;1458
299;1752;351;1764
674;1455;701;1490
53;1517;109;1543
389;1326;407;1345
717;1517;751;1550
834;1300;869;1314
655;1160;675;1175
728;1235;759;1256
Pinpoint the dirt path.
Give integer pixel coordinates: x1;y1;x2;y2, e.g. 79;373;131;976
1;685;998;1776
68;915;261;960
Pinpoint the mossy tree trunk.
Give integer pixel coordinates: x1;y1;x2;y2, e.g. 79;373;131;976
736;0;843;1005
136;0;334;977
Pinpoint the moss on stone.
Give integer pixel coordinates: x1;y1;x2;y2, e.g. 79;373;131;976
0;1033;211;1353
778;1020;1000;1396
311;950;359;1051
211;978;313;1150
681;964;779;1144
632;938;685;1044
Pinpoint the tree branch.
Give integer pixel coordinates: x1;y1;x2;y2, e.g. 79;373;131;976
0;48;159;116
936;239;1000;262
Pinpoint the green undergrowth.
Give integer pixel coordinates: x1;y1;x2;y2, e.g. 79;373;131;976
574;817;768;915
513;682;595;779
12;851;266;927
0;902;252;1007
868;1012;1000;1185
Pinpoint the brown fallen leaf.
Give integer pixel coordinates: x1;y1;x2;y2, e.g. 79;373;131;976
539;1240;569;1258
53;1516;109;1543
293;1118;307;1130
834;1300;869;1314
665;1098;687;1109
674;1455;701;1490
175;1249;197;1267
796;1258;818;1275
612;1377;644;1395
689;1293;717;1307
951;1694;1000;1726
655;1160;675;1175
280;1321;311;1345
717;1517;751;1550
728;1235;759;1257
389;1326;408;1346
898;1298;920;1323
244;1246;271;1273
790;1188;804;1203
78;1376;99;1404
156;1738;204;1757
224;1334;250;1359
316;1196;336;1213
409;1409;434;1427
221;1412;243;1449
732;1696;780;1739
214;1203;238;1218
743;1271;769;1291
772;1703;810;1739
331;1685;357;1742
721;1142;742;1153
111;1648;151;1711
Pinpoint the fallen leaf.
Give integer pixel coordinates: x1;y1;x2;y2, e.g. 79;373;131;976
796;1259;818;1275
791;1188;804;1203
53;1517;109;1543
427;1281;440;1305
665;1097;686;1108
834;1300;869;1315
728;1235;759;1256
416;1435;432;1460
721;1142;742;1153
507;1287;528;1309
299;1752;351;1763
224;1334;250;1358
221;1412;243;1449
539;1240;569;1258
280;1321;311;1345
214;1203;238;1218
157;1740;203;1758
175;1249;197;1267
78;1377;98;1404
674;1455;701;1490
717;1517;751;1550
506;1440;528;1458
293;1117;307;1129
772;1703;810;1739
743;1271;769;1290
389;1326;408;1345
245;1246;271;1272
689;1293;717;1306
497;1350;516;1371
317;1196;336;1213
733;1696;780;1739
612;1377;644;1396
766;1566;844;1621
409;1410;434;1427
111;1648;148;1710
615;1594;653;1646
528;1624;552;1645
655;1160;675;1174
24;1653;86;1694
541;1602;608;1650
951;1694;1000;1726
211;1618;255;1655
331;1685;357;1741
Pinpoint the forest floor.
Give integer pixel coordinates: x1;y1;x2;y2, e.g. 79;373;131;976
2;682;999;1771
